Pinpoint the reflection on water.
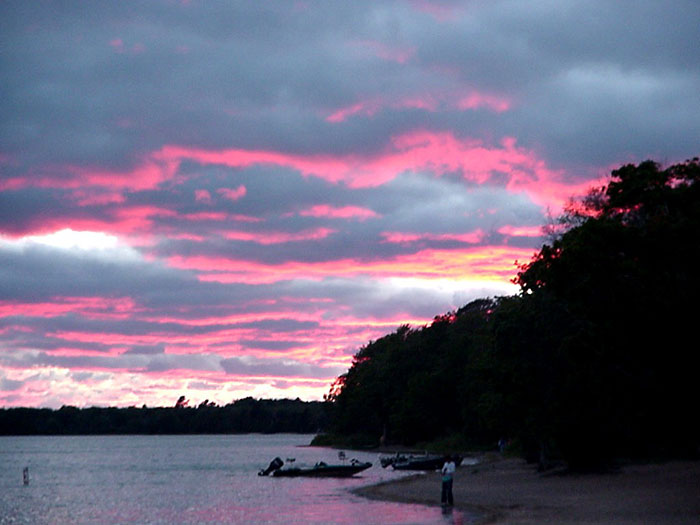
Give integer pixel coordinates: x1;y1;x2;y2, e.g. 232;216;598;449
0;435;476;524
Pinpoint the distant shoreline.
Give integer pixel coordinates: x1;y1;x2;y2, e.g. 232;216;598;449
352;456;700;524
0;400;326;436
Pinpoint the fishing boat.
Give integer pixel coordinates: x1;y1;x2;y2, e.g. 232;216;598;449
258;456;372;477
380;453;462;471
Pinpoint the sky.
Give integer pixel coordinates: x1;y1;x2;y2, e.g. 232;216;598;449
1;1;698;408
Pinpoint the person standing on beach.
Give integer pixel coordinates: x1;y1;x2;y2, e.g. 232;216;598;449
441;455;456;506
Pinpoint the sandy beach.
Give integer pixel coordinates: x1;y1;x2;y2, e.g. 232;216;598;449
354;456;700;524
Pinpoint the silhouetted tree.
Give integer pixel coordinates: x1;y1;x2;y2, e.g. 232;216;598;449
323;158;699;468
0;399;328;435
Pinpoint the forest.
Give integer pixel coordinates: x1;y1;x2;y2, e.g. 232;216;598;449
316;158;699;469
0;397;327;435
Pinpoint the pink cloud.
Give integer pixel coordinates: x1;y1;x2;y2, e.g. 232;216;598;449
497;225;544;238
155;144;357;185
327;96;442;123
71;189;126;207
142;307;322;328
382;230;486;244
0;176;28;191
111;205;176;232
217;185;247;201
195;189;212;203
399;96;439;111
299;205;379;220
326;90;510;123
326;101;381;123
109;38;124;52
168;245;534;285
109;38;145;54
4;133;586;244
222;227;336;245
48;330;189;348
458;92;511;113
0;284;478;406
2;369;340;409
150;132;588;209
166;232;207;242
2;131;588;249
229;214;263;223
2;204;178;238
76;160;178;191
183;211;227;222
176;213;261;225
9;158;179;193
155;131;561;194
10;130;575;215
0;297;137;320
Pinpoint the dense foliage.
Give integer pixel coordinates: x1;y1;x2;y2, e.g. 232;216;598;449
322;158;699;468
0;398;327;435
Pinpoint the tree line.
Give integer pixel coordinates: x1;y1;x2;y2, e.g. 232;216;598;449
0;397;327;435
317;158;699;469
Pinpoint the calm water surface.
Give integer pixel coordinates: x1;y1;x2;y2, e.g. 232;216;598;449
0;435;475;524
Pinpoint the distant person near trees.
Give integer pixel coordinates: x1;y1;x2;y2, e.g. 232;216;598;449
441;455;456;506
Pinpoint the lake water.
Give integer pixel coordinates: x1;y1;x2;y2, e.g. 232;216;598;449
0;435;475;524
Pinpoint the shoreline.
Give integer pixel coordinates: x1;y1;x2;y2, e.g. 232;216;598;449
353;472;496;523
352;456;700;524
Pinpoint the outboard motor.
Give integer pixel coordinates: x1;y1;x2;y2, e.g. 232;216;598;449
258;457;284;476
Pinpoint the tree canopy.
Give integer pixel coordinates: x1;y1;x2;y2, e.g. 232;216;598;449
321;158;699;469
0;398;328;436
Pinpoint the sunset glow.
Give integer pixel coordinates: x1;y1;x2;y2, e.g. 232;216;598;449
2;1;698;407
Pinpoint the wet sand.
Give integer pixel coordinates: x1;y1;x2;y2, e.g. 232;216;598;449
353;456;700;524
